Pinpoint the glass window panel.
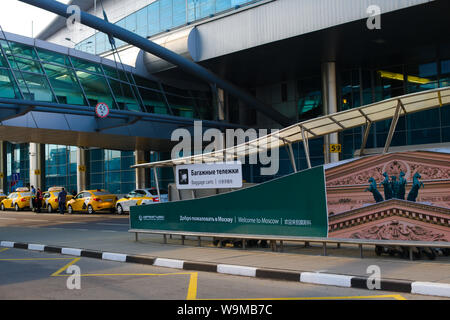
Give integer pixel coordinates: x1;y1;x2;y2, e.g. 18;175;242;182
43;63;87;105
14;71;56;102
137;87;167;113
70;56;104;74
75;70;117;109
165;93;195;117
136;7;148;37
35;48;70;66
0;40;38;59
187;0;198;22
173;0;187;26
121;170;135;183
198;0;215;18
107;78;140;111
76;35;95;55
115;20;126;48
102;65;128;82
406;62;438;93
407;108;440;130
106;171;120;184
440;60;450;88
121;155;134;170
443;127;450;142
90;173;103;184
95;32;108;55
216;0;232;12
160;0;173;31
148;2;161;35
8;55;43;74
407;128;441;145
134;75;160;90
125;13;137;33
90;160;103;173
442;105;450;127
374;66;405;101
0;68;20;99
232;0;251;6
0;50;8;67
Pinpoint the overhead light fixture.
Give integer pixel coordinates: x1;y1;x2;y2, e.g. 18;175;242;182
377;70;431;85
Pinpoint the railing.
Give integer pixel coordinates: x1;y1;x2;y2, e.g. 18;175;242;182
129;228;450;261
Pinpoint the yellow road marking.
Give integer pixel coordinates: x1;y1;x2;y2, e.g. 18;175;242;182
0;248;8;253
51;257;80;277
0;258;73;261
186;272;198;300
52;272;194;277
51;270;199;300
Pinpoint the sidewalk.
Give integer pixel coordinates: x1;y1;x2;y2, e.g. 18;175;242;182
1;226;449;286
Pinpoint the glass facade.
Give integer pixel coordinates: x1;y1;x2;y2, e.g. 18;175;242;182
76;0;264;55
44;145;77;193
6;143;29;192
338;61;450;159
0;38;212;119
88;149;135;194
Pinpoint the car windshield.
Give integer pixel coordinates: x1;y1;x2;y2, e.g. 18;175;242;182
20;192;32;196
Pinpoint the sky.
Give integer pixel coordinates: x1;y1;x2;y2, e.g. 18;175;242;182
0;0;72;37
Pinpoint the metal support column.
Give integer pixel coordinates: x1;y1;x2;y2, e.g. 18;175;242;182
322;62;339;164
384;100;403;154
359;121;372;156
286;143;297;173
76;147;87;193
29;143;43;189
301;126;312;169
153;167;161;200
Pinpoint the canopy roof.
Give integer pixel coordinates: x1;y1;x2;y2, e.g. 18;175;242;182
132;87;450;169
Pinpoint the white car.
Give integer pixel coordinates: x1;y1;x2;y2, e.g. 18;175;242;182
115;188;168;215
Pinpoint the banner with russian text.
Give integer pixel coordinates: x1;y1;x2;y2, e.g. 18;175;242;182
130;166;328;237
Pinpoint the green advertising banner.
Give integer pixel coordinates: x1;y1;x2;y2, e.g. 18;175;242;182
130;166;328;237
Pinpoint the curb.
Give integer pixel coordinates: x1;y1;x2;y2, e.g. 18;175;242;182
1;240;449;298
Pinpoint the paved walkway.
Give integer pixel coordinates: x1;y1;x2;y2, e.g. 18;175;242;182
1;226;449;284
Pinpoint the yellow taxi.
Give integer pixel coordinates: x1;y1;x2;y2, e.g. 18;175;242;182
66;189;117;214
0;191;7;202
0;187;32;211
42;187;74;213
115;188;169;215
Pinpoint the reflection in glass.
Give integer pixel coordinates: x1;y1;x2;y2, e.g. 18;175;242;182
43;63;87;105
75;70;117;109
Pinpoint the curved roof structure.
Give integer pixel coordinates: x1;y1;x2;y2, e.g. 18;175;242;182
132;86;450;168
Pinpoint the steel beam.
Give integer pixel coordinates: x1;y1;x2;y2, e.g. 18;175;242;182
359;120;372;156
300;126;312;169
383;100;403;154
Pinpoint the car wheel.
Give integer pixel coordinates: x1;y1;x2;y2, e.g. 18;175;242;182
117;204;123;215
1;203;4;211
87;205;94;214
15;204;20;212
47;205;53;213
67;205;73;214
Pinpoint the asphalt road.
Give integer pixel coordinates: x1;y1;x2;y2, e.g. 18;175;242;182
0;210;129;232
0;248;442;301
1;210;449;301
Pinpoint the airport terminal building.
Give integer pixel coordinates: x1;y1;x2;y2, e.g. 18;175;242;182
1;0;450;194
